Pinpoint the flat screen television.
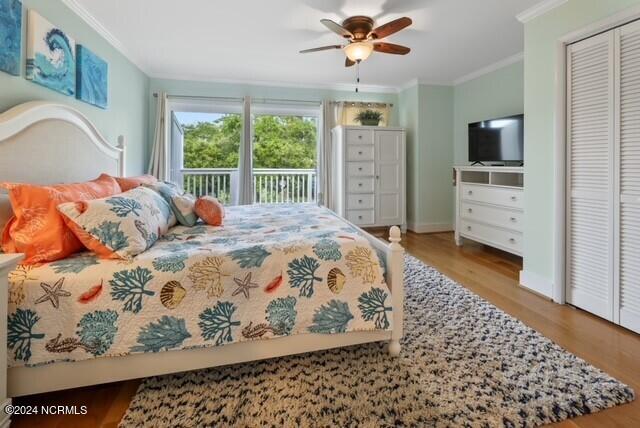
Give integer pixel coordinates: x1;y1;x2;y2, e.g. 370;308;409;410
468;114;524;163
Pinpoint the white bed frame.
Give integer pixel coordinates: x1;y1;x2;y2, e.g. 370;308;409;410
0;101;404;402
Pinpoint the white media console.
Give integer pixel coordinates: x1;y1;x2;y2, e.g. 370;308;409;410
454;166;524;256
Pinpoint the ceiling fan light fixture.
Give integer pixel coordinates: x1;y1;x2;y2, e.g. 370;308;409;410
344;42;373;62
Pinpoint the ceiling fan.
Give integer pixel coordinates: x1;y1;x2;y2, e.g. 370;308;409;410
300;16;412;66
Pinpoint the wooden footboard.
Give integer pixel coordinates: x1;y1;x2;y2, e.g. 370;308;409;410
4;227;404;398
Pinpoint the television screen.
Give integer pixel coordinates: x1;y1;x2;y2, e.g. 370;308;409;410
468;114;524;162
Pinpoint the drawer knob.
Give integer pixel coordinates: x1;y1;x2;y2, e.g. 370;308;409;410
467;226;471;231
358;167;362;171
509;238;516;243
510;217;517;222
511;196;517;201
358;135;362;139
358;199;363;203
468;190;473;195
467;208;473;213
358;215;363;219
358;151;363;155
358;183;363;187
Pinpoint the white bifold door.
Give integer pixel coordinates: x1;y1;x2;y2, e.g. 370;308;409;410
566;19;640;334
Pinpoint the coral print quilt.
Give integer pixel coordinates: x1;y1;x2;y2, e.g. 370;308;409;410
7;204;391;368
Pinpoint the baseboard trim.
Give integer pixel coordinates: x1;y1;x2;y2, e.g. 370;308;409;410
407;222;453;234
519;270;554;300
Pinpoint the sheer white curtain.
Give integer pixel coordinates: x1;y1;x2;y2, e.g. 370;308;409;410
148;92;169;180
319;101;344;210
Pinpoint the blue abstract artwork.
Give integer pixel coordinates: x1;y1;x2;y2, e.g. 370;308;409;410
0;0;22;76
76;45;108;109
26;9;75;96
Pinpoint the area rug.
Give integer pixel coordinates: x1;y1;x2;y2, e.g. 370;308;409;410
120;256;634;427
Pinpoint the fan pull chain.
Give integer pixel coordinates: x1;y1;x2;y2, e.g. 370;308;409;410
355;59;360;93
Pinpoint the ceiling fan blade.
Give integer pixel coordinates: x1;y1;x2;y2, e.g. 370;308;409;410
345;57;356;67
299;45;343;54
369;17;412;39
373;42;411;55
321;19;354;38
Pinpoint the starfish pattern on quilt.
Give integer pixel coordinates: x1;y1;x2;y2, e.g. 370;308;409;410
232;272;259;299
34;278;71;309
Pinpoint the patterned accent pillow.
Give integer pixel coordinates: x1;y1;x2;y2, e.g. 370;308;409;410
57;187;176;259
112;174;158;192
0;174;122;263
194;196;224;226
143;181;198;227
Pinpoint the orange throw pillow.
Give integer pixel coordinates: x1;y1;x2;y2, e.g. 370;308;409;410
0;174;121;264
113;174;158;192
194;196;224;226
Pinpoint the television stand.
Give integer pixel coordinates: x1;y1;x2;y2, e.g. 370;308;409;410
453;165;524;257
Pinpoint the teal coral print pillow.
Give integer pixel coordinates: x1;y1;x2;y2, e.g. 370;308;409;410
143;181;198;227
57;187;176;259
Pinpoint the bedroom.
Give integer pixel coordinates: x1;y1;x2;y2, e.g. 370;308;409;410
0;0;638;426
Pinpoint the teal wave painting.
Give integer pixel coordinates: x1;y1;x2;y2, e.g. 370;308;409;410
0;0;22;76
77;45;108;109
26;10;75;96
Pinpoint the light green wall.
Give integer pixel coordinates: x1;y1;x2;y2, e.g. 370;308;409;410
418;85;454;227
398;83;453;228
453;61;524;165
523;0;640;282
398;85;419;225
147;78;399;166
0;0;149;174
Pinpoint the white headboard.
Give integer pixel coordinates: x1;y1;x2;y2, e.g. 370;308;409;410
0;101;126;229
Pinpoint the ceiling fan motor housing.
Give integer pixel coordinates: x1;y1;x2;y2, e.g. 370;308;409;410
342;16;375;41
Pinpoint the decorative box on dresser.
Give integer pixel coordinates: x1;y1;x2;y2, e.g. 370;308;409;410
454;166;524;256
0;254;22;428
331;126;406;231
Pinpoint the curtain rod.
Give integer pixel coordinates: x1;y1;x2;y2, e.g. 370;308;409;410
331;100;394;107
152;93;386;107
152;93;320;106
153;93;242;102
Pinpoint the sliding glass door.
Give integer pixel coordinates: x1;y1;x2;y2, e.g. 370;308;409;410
252;110;318;204
169;97;320;205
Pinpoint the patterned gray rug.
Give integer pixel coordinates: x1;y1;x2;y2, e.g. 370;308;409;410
120;256;634;427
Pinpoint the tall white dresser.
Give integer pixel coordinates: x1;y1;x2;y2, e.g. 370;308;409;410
331;126;406;231
454;166;524;256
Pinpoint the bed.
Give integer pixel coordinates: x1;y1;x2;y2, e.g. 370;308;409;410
0;102;404;402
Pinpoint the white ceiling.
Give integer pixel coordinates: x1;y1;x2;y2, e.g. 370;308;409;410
70;0;540;91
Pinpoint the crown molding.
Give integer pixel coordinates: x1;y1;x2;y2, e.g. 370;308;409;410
398;78;419;91
149;72;401;94
398;78;454;91
453;52;524;85
516;0;568;23
61;0;149;74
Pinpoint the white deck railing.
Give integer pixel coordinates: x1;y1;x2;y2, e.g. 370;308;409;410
182;168;316;204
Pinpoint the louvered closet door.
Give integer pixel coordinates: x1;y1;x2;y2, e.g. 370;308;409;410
618;20;640;333
566;31;615;320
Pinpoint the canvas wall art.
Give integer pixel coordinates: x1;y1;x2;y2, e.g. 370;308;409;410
26;9;76;96
0;0;22;76
76;45;108;109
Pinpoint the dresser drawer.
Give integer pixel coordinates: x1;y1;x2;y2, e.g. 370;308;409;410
461;184;523;209
461;202;523;232
347;177;375;193
347;162;375;177
460;220;522;254
347;145;375;161
347;193;374;210
347;209;374;225
346;129;374;145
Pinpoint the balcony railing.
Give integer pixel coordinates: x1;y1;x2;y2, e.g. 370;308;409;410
181;168;316;204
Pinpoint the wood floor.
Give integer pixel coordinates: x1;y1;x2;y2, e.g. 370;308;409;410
12;232;640;428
